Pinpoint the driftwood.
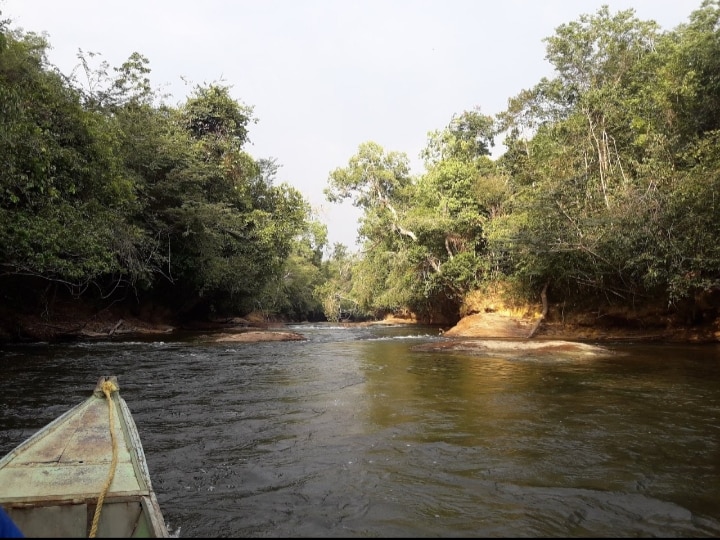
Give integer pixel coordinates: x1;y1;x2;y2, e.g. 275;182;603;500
527;281;549;339
108;319;124;336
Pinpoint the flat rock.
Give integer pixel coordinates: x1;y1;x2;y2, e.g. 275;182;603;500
413;338;612;357
212;331;305;342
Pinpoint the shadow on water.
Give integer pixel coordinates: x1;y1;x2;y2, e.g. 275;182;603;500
1;328;720;537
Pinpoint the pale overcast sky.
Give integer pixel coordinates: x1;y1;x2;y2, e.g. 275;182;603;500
0;0;698;251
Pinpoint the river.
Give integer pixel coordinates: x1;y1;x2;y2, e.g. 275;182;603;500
1;323;720;537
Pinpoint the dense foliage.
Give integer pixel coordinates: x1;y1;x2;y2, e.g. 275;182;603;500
323;1;720;324
3;2;720;329
0;19;328;322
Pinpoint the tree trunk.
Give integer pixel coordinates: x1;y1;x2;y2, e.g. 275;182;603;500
527;281;549;338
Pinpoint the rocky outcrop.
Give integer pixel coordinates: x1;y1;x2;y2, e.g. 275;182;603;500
443;312;535;338
441;308;720;343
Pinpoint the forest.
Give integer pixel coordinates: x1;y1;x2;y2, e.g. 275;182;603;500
1;2;719;338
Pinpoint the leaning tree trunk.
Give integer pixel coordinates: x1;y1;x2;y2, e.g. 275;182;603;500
527;280;549;339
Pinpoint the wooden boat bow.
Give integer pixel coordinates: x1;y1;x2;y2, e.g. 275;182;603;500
0;376;170;537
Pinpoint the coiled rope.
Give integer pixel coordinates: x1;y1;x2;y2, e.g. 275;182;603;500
89;379;119;538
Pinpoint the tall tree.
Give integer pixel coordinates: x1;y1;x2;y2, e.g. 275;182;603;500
495;5;672;304
324;142;417;316
0;27;144;302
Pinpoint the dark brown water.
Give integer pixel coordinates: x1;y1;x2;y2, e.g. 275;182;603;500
2;324;720;537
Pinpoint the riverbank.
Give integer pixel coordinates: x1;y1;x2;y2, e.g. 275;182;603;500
443;311;720;343
0;303;290;343
1;298;719;344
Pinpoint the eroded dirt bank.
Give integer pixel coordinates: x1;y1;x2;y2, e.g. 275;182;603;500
445;311;720;342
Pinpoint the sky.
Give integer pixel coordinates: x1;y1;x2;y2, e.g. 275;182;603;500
0;0;699;252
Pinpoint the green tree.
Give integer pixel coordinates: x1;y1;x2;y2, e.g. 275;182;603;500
314;243;370;322
0;27;145;302
324;142;417;316
405;110;507;319
494;5;675;305
0;18;320;323
148;86;311;317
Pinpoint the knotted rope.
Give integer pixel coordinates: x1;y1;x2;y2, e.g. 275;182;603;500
89;379;119;538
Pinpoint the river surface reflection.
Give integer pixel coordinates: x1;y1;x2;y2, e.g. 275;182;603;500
1;324;720;537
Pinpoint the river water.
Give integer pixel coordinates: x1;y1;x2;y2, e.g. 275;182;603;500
1;323;720;537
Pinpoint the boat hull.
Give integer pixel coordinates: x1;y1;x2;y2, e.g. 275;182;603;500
0;377;169;538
